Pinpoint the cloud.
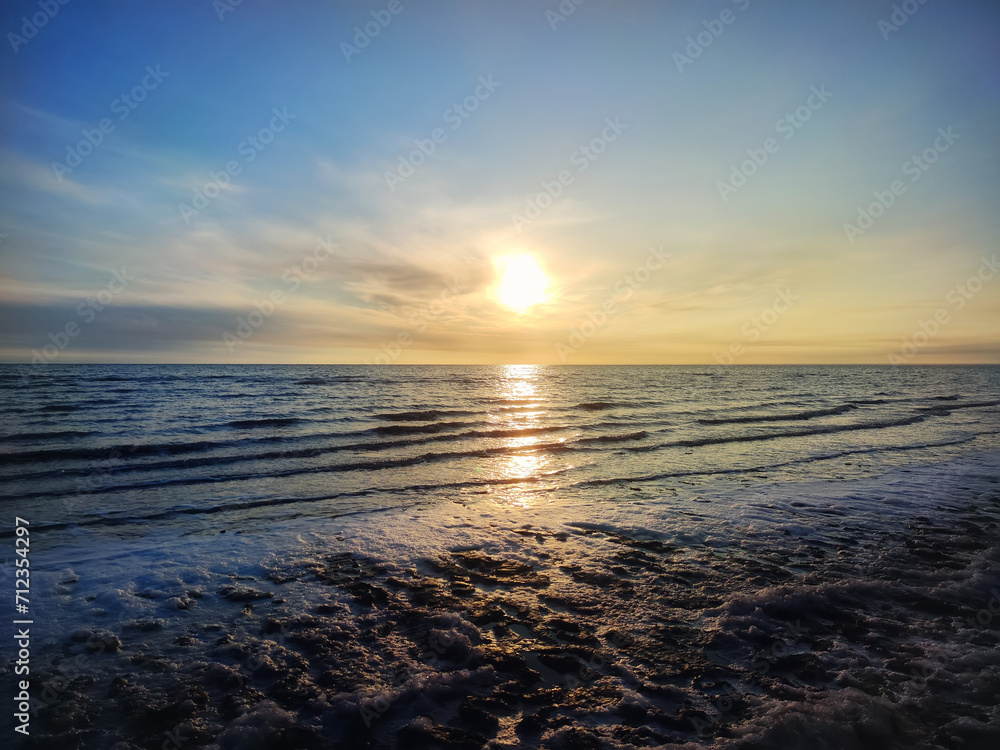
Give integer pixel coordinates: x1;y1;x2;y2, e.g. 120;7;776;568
0;150;114;206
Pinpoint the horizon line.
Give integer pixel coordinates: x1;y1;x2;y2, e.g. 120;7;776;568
3;362;1000;367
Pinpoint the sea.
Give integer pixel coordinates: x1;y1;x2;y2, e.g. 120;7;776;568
1;364;998;749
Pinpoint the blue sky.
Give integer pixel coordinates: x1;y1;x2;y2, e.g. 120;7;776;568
1;0;998;363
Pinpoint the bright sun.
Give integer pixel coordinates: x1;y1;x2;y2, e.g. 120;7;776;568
495;254;549;312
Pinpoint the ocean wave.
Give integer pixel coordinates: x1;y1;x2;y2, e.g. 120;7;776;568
370;421;472;436
576;402;620;411
0;422;579;484
3;439;579;499
374;409;478;421
917;399;1000;413
464;426;568;439
0;467;587;535
227;417;303;429
293;376;365;385
2;429;97;442
696;404;857;425
0;437;267;466
579;435;982;488
575;431;648;444
629;414;929;452
40;404;79;413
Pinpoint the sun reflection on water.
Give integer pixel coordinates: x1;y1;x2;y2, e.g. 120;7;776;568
487;365;555;508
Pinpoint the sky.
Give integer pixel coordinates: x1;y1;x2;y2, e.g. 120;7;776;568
0;0;998;365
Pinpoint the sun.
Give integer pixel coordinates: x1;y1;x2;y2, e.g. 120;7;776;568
495;254;549;312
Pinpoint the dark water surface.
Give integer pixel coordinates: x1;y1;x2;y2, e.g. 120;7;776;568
2;364;998;534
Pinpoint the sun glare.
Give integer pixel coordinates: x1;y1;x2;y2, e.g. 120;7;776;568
495;254;549;312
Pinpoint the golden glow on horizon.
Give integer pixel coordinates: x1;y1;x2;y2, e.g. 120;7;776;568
495;254;549;313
